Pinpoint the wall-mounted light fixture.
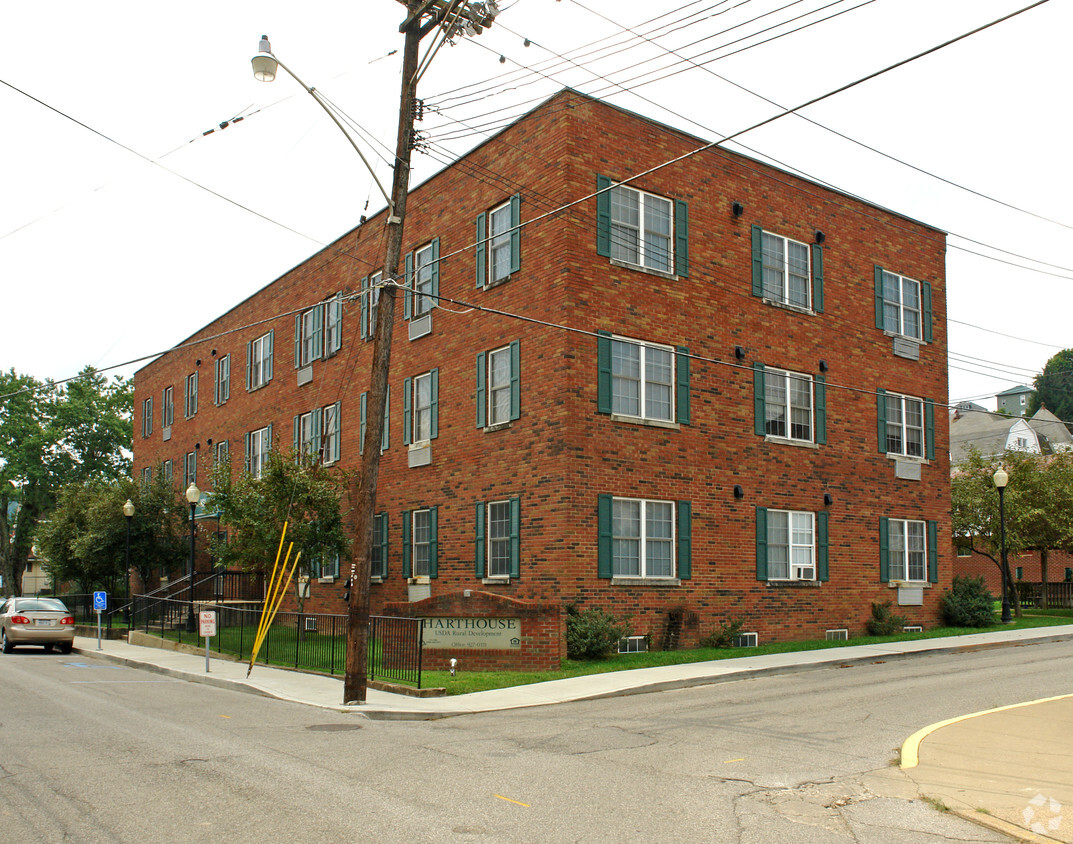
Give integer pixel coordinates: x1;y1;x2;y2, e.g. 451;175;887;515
819;359;828;372
823;493;833;507
815;230;826;244
732;201;745;218
733;485;745;499
735;345;746;360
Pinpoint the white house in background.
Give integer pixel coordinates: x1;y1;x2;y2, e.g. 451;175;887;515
950;403;1072;465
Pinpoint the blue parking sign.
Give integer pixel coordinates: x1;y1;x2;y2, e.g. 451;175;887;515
93;591;107;611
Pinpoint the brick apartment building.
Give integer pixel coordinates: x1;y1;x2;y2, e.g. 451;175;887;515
132;90;950;662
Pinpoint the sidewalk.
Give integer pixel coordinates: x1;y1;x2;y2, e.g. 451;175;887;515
73;624;1073;841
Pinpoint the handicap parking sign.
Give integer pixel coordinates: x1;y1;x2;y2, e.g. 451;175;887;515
93;591;107;611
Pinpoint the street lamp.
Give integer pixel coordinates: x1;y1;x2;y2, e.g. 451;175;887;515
123;499;135;626
185;482;200;633
993;466;1012;623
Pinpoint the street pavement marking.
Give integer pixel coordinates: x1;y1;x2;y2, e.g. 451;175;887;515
69;680;180;684
219;714;232;719
494;795;530;807
901;692;1073;769
723;758;745;764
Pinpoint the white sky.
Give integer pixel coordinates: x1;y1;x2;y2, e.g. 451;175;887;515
1;0;1070;411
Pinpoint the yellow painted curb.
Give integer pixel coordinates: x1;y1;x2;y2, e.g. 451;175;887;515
901;692;1073;769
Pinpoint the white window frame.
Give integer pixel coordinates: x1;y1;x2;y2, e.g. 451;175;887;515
488;201;513;285
412;509;432;578
322;403;340;465
413;243;436;317
761;231;810;309
325;296;342;355
183;451;197;487
882;271;922;340
487;500;512;578
609;185;673;273
250;332;272;390
299;307;319;367
298;411;318;462
142;398;153;438
215;440;229;466
142;466;151;487
611;337;675;423
215;354;230;405
611;496;676;579
248;426;270;479
185;372;198;418
766;510;816;581
162;386;174;428
888;518;927;582
487;346;513;426
885;392;924;458
765;368;814;443
412;372;433;444
163;459;173;483
314;552;340;580
367;271;381;340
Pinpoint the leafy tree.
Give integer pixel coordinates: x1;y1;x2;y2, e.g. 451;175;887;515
1027;348;1073;430
0;367;132;596
208;450;350;614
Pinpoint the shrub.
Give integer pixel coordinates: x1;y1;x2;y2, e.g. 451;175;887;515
565;604;631;660
940;575;995;627
866;601;909;636
698;618;745;649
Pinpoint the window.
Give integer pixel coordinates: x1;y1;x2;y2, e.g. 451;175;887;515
753;364;825;444
311;552;340;580
751;228;821;311
214;354;230;405
404;370;439;445
757;508;828;582
476;195;521;287
294;409;321;463
403;507;438;578
325;296;342;356
597;496;692;580
370;512;389;579
184;372;198;418
142;466;151;487
597;176;689;276
183;451;197;487
294;297;342;366
874;268;932;342
161;386;174;428
597;333;690;425
247;331;274;390
163;459;173;483
141;397;153;438
360;388;390;454
361;272;381;340
877;391;934;459
246;425;272;479
405;240;439;319
882;518;934;583
476;342;520;428
322;402;341;465
475;498;520;579
214;440;229;466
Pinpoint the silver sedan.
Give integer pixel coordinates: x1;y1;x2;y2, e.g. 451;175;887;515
0;597;76;653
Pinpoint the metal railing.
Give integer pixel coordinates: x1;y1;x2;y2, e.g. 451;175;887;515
1015;581;1073;609
369;616;424;686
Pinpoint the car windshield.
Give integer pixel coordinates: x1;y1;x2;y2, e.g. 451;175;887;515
14;599;68;613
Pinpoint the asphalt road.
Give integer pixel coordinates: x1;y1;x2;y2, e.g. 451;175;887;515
3;640;1069;843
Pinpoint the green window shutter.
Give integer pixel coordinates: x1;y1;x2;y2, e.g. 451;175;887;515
677;500;692;580
596;175;612;257
294;313;301;368
266;423;273;453
597;494;613;578
213;359;221;405
474;502;485;578
676;346;690;425
403;377;412;445
314;303;324;360
509;339;521;421
334;401;342;459
245;341;252;390
378;513;389;579
244;432;250;472
597;331;613;414
475;352;486;428
429;506;439;578
292;415;300;456
874;266;885;330
402;511;412;579
927;520;939;583
404;251;413;319
756;507;768;581
509;193;521;274
360;276;369;339
925;398;935;460
876;389;888;454
674;199;689;277
430;368;439;440
921;281;933;343
475;212;487;289
183;377;189;418
359;392;367;455
265;330;274;382
328;298;342;356
751;226;764;297
815;375;827;445
817;511;829;582
811;244;824;313
382;386;390;451
509;496;521;579
753;363;766;436
312;407;322;458
430;238;440;309
879;517;890;583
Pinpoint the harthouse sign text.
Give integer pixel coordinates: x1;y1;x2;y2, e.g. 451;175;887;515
422;617;521;650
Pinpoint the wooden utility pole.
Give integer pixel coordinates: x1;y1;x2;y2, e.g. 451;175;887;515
343;0;498;704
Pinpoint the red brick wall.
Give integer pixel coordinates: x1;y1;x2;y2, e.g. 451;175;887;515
133;90;949;661
954;546;1073;592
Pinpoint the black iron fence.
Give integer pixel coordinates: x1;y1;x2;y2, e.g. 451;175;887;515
55;593;115;628
130;598;424;687
1015;581;1073;609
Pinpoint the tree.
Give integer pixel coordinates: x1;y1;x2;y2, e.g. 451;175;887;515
208;450;350;615
1;367;132;596
1027;348;1073;430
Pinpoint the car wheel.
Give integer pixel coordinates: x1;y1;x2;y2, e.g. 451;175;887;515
1;629;13;654
59;642;73;655
43;643;54;653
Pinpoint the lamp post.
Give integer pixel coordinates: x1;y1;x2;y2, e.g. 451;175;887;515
123;499;135;626
993;466;1012;623
185;482;200;633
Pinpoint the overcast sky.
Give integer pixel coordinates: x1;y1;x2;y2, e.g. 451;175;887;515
2;0;1070;411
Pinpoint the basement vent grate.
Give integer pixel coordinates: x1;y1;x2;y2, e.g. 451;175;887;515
826;628;849;641
733;632;759;648
618;635;648;654
304;617;317;632
903;625;923;633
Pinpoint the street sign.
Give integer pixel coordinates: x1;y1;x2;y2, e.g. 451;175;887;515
93;591;107;610
199;611;217;637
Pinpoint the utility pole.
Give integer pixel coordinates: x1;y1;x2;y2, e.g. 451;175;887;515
343;0;498;705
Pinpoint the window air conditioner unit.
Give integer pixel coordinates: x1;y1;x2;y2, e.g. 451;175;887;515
793;566;815;581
